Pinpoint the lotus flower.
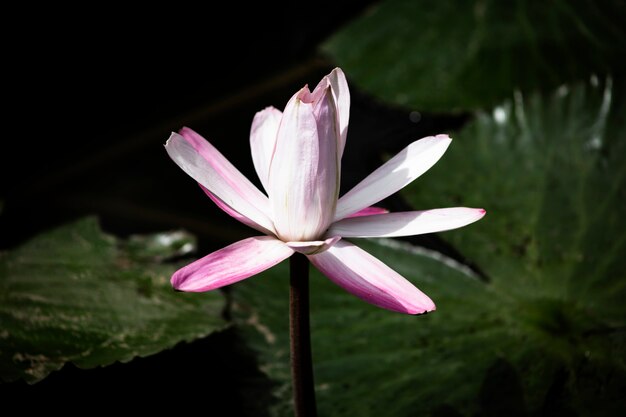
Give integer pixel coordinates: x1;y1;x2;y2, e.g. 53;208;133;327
165;68;485;314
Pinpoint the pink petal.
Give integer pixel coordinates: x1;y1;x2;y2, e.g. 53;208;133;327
286;236;341;255
346;206;389;218
334;135;452;221
165;129;275;234
250;106;282;193
269;86;339;241
329;208;486;237
308;240;435;314
171;236;294;292
199;184;275;235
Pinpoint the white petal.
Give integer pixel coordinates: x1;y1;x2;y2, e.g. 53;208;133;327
165;129;275;234
309;68;350;157
326;68;350;157
268;87;339;241
335;135;452;221
328;208;486;237
308;240;435;314
250;106;282;193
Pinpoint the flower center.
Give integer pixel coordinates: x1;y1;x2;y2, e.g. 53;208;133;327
285;236;341;255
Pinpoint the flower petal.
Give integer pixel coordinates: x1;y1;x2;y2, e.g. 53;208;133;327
329;208;486;237
346;206;389;218
309;68;350;157
286;236;341;255
326;68;350;157
269;87;339;241
308;240;435;314
334;135;452;221
250;106;282;193
165;129;275;233
171;236;293;292
199;184;274;235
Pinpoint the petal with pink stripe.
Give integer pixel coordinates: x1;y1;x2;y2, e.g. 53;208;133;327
308;240;435;314
165;129;275;233
171;236;293;292
346;206;389;218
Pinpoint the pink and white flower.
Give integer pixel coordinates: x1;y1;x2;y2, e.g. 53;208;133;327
165;68;485;314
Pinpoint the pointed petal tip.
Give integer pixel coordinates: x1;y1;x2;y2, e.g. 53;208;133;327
328;67;346;81
463;207;487;223
176;126;209;149
170;237;294;293
434;134;453;148
170;274;179;289
472;207;487;220
397;290;435;315
178;126;194;136
170;272;193;292
295;84;312;101
406;301;436;315
383;300;436;315
164;131;178;146
258;105;280;114
295;87;316;104
171;267;209;292
171;277;216;293
464;207;487;218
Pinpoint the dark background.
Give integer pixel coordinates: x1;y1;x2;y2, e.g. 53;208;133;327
2;2;468;253
1;3;372;247
1;3;467;414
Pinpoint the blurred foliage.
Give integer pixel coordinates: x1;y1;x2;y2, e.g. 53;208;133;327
233;79;626;416
0;218;226;383
323;0;626;111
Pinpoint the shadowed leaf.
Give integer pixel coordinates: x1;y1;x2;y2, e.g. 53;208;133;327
0;217;226;383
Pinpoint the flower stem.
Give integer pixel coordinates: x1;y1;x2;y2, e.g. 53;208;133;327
290;253;317;417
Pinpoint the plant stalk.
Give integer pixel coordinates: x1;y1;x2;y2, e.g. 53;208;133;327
289;253;317;417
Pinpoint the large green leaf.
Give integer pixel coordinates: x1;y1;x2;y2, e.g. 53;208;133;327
233;80;625;416
234;242;517;417
403;78;626;413
323;0;626;111
405;78;626;324
0;217;226;383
